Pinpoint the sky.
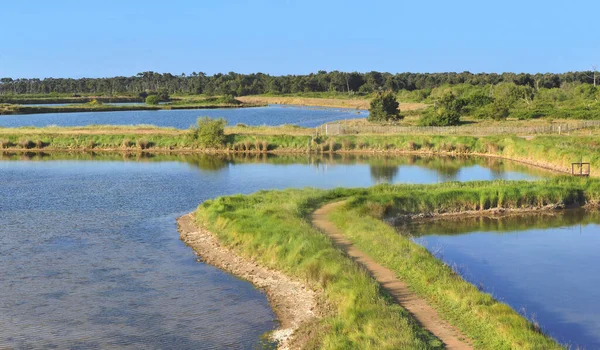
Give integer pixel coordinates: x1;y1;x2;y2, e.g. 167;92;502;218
2;0;599;78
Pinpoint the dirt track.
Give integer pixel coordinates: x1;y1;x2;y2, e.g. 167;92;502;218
311;201;473;350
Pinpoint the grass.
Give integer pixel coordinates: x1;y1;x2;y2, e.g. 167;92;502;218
195;188;443;349
194;178;600;348
3;125;600;176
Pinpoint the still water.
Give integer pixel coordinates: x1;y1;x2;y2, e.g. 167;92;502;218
411;212;600;349
0;154;546;349
0;105;365;128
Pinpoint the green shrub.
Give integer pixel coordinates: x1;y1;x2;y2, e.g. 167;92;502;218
18;139;34;149
419;92;462;126
194;117;227;148
368;91;403;122
145;95;160;105
136;139;150;149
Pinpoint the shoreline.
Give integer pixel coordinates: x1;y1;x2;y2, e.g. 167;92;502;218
176;214;321;350
0;103;265;115
0;148;574;176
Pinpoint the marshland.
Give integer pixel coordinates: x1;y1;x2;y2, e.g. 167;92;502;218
5;72;600;349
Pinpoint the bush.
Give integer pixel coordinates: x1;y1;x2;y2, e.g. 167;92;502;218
136;139;150;149
368;91;403;122
145;95;160;105
194;117;227;148
419;92;462;126
18;139;34;149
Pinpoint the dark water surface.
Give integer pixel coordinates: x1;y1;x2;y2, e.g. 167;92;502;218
0;155;546;349
0;105;365;128
410;211;600;349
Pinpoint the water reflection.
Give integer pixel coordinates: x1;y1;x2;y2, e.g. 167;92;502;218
411;210;600;348
0;153;551;348
0;151;555;181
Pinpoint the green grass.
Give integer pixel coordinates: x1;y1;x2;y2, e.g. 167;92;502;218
195;178;600;348
2;126;600;176
196;188;443;349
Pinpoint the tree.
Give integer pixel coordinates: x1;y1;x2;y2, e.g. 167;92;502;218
368;91;402;122
194;117;227;148
489;100;510;120
419;92;463;126
145;95;160;105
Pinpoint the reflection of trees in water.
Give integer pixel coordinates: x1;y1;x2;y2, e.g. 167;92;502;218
187;155;229;171
370;165;399;184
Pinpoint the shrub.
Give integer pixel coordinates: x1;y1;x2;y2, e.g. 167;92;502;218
194;117;227;148
419;92;463;126
341;139;353;151
122;138;132;148
145;95;160;105
18;139;34;149
368;91;403;122
0;139;9;149
137;139;150;150
35;140;44;149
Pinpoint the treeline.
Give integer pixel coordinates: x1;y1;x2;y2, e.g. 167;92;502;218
0;71;597;96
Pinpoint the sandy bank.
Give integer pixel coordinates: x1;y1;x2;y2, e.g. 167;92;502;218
177;214;320;349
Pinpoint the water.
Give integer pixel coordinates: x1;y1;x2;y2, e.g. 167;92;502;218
410;211;600;349
0;105;365;128
0;154;546;349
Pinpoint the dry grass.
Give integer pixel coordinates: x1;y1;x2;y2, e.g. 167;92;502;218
238;95;428;111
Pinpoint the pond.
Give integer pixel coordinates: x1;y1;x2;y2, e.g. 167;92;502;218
0;154;547;349
0;105;365;128
410;211;600;349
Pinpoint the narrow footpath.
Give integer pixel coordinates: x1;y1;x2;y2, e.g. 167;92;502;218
311;201;473;350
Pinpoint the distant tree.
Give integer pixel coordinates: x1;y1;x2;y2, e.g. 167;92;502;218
419;92;463;126
368;91;402;122
145;95;160;105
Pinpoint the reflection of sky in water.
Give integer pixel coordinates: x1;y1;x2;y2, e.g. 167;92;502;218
0;104;365;128
416;220;600;349
0;157;545;348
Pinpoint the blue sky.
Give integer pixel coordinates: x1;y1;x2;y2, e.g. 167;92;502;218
2;0;598;78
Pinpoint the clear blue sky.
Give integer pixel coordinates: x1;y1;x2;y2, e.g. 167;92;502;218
2;0;598;78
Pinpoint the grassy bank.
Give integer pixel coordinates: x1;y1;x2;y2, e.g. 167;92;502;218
324;179;600;349
0;100;263;115
196;188;443;349
194;178;598;348
0;94;142;104
1;126;599;175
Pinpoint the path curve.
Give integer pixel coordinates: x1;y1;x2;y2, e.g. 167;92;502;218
311;201;473;350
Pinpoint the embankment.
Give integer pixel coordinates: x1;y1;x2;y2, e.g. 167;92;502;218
1;129;599;176
177;214;319;349
191;178;595;348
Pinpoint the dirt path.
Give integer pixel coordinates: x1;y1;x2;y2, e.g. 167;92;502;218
177;214;319;349
311;202;473;350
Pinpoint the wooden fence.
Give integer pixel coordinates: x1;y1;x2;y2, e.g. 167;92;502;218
316;120;600;136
